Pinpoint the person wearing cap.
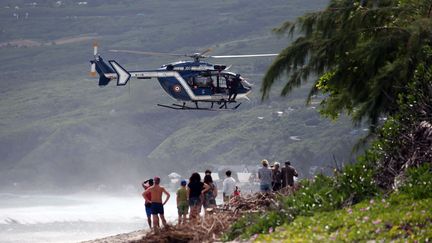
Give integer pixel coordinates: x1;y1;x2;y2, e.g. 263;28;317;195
281;161;299;188
272;162;283;191
176;179;188;225
142;179;154;229
144;176;170;230
258;159;272;193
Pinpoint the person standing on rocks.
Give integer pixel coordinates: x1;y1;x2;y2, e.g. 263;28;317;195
281;161;298;188
144;177;170;230
142;179;154;229
176;179;188;225
202;174;217;213
188;172;205;221
258;159;272;193
272;162;283;191
222;170;236;203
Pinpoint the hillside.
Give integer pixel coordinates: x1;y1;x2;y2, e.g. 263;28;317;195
0;0;365;192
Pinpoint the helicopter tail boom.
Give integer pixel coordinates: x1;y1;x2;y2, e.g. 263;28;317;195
108;60;131;86
90;57;116;86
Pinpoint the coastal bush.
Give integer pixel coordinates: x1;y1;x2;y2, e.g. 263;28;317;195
223;160;380;240
254;164;432;241
398;163;432;200
256;192;432;242
222;209;297;241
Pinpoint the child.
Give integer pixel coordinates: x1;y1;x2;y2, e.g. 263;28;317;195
233;186;241;197
176;179;188;225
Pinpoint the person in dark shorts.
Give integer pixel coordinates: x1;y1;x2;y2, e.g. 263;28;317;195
141;179;154;229
187;172;206;221
144;177;170;229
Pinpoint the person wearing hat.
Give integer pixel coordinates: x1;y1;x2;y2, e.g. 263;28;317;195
176;179;188;225
281;161;298;188
144;176;170;230
258;159;272;193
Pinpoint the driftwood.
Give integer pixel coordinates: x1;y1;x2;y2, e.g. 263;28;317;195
131;210;234;243
133;189;298;243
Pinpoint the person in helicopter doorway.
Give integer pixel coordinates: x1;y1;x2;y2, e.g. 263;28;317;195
228;74;241;102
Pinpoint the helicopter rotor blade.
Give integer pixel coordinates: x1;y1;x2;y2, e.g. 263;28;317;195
210;54;278;58
109;49;187;57
198;48;213;57
109;49;278;61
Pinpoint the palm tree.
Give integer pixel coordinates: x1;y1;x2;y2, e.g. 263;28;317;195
262;0;432;127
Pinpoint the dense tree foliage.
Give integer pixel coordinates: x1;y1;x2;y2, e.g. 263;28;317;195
262;0;432;126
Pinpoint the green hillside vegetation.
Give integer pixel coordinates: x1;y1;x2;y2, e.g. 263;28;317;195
148;88;359;172
1;0;359;191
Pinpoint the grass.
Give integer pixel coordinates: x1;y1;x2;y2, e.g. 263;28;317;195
255;194;432;242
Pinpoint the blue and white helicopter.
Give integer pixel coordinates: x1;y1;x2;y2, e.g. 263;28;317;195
90;43;277;110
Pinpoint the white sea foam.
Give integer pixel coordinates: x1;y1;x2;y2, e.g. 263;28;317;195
0;193;178;242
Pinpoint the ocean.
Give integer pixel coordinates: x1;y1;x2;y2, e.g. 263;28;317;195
0;192;179;243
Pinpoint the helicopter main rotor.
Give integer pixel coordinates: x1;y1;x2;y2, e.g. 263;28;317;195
109;48;278;62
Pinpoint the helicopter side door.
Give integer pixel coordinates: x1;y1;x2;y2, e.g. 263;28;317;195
187;73;215;96
212;73;228;95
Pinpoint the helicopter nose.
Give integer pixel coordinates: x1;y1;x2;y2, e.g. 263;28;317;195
241;78;253;89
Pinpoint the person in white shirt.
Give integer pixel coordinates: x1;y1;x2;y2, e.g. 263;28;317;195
222;170;236;203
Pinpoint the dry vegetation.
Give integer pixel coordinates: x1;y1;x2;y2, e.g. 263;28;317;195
132;190;297;243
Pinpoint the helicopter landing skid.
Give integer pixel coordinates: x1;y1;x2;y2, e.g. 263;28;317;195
157;101;241;111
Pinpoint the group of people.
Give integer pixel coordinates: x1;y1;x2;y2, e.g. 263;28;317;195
141;169;241;230
258;160;298;193
142;161;297;230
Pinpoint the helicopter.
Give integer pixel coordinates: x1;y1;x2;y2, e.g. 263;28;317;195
89;43;277;110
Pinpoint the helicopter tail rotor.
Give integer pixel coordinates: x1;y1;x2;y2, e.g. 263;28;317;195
90;41;98;77
89;42;117;86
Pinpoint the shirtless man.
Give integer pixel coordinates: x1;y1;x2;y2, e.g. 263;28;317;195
141;179;154;229
144;176;170;229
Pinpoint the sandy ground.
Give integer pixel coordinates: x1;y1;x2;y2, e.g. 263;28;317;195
80;229;149;243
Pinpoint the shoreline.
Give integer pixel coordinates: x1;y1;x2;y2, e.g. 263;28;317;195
80;229;150;243
80;192;284;243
